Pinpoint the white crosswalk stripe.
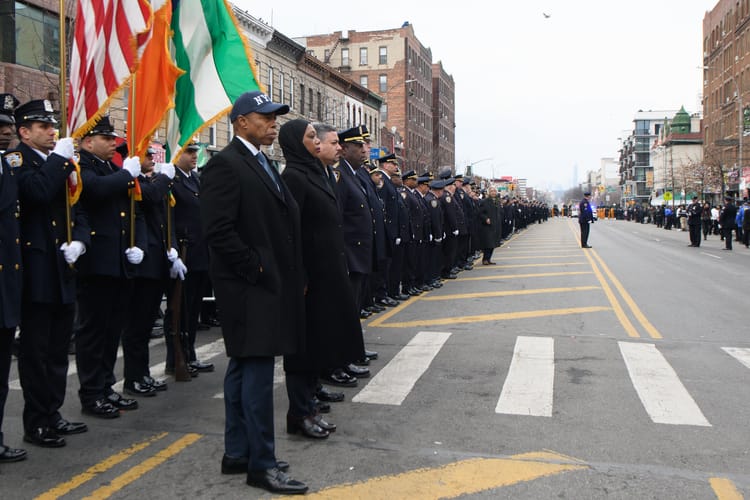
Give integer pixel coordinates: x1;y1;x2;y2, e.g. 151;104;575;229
352;331;451;405
618;341;711;427
495;336;555;417
722;347;750;370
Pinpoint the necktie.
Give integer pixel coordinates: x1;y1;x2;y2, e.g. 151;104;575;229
256;152;280;192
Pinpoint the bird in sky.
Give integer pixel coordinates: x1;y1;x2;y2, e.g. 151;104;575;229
543;12;551;18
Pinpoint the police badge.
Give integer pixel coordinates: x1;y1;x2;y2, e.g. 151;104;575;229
430;199;438;208
3;152;23;169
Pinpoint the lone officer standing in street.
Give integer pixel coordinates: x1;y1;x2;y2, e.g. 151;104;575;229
579;191;594;248
686;196;703;247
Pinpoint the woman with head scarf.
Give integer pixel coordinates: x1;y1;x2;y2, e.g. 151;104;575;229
279;119;365;439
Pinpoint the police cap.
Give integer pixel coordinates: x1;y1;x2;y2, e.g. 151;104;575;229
338;126;365;145
14;99;58;126
402;170;418;181
85;115;118;137
0;94;20;125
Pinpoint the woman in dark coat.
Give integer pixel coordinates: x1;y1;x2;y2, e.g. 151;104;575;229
279;119;365;439
478;186;502;264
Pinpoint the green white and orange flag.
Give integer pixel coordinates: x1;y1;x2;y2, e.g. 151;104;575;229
128;0;183;159
165;0;262;160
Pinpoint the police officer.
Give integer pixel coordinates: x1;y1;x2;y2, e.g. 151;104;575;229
374;153;400;307
390;168;411;300
0;94;19;153
10;99;90;446
579;191;594;248
121;149;181;396
440;173;464;279
686;196;703;247
401;170;426;294
164;143;213;375
0;93;26;463
75;115;145;418
425;178;446;286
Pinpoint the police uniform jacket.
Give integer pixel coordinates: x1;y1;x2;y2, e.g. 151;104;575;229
334;159;373;274
395;186;412;242
720;202;738;229
441;190;466;235
686;202;702;226
404;187;425;242
355;164;387;262
76;149;146;278
12;143;90;304
578;198;594;224
378;170;399;248
424;191;444;241
279;122;364;370
136;173;175;280
172;168;209;272
478;196;502;249
0;154;21;327
418;190;433;241
457;189;474;236
200;137;305;358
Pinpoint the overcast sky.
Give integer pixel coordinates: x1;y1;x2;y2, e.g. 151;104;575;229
234;0;715;191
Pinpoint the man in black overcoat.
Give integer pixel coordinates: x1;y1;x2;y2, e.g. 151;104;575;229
200;91;307;495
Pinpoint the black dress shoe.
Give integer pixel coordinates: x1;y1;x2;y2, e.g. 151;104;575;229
107;392;139;411
0;445;27;462
376;297;399;307
582;245;593;248
352;357;370;366
345;363;370;378
143;375;167;391
247;467;308;495
286;415;330;439
360;309;372;319
430;281;443;288
313;414;336;432
364;349;378;360
314;398;330;414
81;399;120;419
222;455;290;474
189;360;215;372
53;418;88;435
369;303;386;312
395;293;410;301
315;386;345;402
407;287;421;296
320;368;357;387
23;427;65;448
124;379;157;397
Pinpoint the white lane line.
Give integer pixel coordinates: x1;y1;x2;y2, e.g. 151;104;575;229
722;347;750;370
212;357;284;399
618;342;711;427
700;252;721;259
114;338;226;392
495;336;554;417
352;331;451;406
9;338;166;390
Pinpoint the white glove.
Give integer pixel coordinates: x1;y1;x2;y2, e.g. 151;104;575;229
68;170;78;187
52;137;75;159
60;240;86;264
452;229;459;236
125;246;144;264
156;162;175;179
123;156;141;178
435;237;443;243
167;248;178;263
429;234;433;242
395;237;401;246
170;257;187;280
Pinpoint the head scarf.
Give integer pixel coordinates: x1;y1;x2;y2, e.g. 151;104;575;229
279;119;321;171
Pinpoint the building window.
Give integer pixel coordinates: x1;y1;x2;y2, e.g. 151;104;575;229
360;75;368;88
341;48;349;66
279;73;285;104
309;88;314;117
268;67;274;100
379;46;387;65
1;1;64;73
379;74;387;93
289;77;295;110
209;124;216;146
359;47;368;65
317;91;322;120
324;49;330;61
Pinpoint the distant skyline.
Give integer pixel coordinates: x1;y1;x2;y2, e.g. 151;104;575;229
235;0;716;190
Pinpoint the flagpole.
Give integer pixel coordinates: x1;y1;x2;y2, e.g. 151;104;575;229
129;74;137;248
59;1;75;268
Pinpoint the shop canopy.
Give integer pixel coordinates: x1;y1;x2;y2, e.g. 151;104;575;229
650;193;698;207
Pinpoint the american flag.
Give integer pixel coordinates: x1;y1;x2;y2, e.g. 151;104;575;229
67;0;151;137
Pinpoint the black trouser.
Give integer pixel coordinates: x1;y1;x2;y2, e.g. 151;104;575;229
349;272;368;313
372;257;391;301
455;234;470;267
0;328;14;446
579;222;590;247
388;244;405;297
285;370;316;419
165;269;208;364
18;302;74;432
122;278;166;382
442;236;458;276
689;223;701;246
415;241;428;285
404;241;418;289
483;248;495;262
428;241;442;282
76;276;132;406
701;220;711;239
723;227;734;249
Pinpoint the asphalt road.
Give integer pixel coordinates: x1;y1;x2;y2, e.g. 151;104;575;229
3;216;749;499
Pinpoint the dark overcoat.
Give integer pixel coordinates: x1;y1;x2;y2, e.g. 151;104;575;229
279;121;364;370
13;143;90;304
200;137;305;358
136;173;175;280
355;165;387;262
171;168;209;272
478;196;502;249
0;154;21;328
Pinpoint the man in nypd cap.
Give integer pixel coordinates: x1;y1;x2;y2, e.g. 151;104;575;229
5;99;91;448
200;90;309;495
0;93;20;152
